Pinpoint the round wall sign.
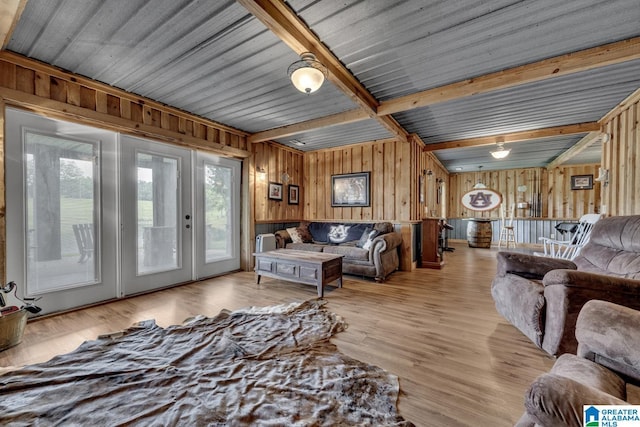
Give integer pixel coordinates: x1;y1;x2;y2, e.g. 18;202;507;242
461;188;502;212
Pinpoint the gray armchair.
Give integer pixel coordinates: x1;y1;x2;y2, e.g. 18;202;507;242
492;215;640;356
517;300;640;427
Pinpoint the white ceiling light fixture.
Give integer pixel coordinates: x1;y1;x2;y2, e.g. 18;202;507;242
490;142;511;159
287;52;327;94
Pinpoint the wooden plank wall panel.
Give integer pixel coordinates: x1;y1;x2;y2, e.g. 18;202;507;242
420;152;449;219
601;90;640;216
448;165;599;219
0;54;249;158
252;142;304;223
303;138;414;222
546;164;601;218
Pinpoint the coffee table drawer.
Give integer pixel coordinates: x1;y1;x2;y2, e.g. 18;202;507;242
257;259;274;273
276;262;298;277
300;266;318;280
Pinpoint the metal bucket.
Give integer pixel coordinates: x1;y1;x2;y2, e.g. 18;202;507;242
0;309;28;351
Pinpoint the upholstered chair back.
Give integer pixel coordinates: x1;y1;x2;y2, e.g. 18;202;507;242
573;215;640;279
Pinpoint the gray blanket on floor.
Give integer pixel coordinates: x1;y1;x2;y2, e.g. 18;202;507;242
0;300;413;426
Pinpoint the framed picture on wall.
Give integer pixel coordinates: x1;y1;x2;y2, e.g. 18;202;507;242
288;185;299;205
268;182;283;200
331;172;370;207
570;174;593;190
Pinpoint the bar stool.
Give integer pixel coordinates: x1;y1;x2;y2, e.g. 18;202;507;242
498;203;517;248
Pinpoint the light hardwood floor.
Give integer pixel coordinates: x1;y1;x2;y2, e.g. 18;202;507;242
0;241;556;426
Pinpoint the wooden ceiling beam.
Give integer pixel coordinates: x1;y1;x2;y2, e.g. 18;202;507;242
423;123;600;152
248;108;369;143
237;0;408;141
0;0;27;49
379;37;640;116
546;131;604;168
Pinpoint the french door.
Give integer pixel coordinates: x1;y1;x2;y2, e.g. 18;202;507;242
195;153;241;278
5;108;118;314
5;108;242;314
120;136;193;295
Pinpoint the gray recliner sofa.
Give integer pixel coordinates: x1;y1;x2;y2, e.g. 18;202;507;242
491;215;640;356
275;221;402;281
517;300;640;427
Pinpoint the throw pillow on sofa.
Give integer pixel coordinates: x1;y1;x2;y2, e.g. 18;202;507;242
286;227;303;243
286;223;313;244
356;228;380;248
296;222;313;243
362;230;380;250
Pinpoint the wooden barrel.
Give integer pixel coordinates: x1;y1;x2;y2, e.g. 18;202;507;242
467;220;492;248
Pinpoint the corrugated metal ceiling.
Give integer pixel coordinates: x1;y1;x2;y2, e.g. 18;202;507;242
5;0;640;170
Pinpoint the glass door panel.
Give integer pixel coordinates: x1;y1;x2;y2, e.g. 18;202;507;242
136;153;179;274
196;153;240;278
205;163;232;262
24;133;100;293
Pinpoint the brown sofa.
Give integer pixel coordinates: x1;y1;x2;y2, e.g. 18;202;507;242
491;215;640;356
517;300;640;427
275;221;402;281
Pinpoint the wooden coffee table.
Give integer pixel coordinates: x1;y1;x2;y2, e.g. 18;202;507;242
253;249;343;297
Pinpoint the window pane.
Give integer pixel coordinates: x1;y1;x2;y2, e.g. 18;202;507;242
137;152;179;274
205;164;232;262
25;132;98;293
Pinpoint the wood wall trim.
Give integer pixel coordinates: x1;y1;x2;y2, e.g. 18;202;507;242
379;37;640;116
599;87;640;124
423;123;600;151
546;131;603;168
0;51;248;137
1;88;250;158
0;53;252;158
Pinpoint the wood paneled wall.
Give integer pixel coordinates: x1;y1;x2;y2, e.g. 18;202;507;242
546;164;602;218
303;138;420;222
419;151;449;218
252;142;304;222
448;164;601;219
601;88;640;216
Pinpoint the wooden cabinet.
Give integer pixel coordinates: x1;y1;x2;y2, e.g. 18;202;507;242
420;218;444;269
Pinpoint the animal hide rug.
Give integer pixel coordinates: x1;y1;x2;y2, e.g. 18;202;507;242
0;299;413;426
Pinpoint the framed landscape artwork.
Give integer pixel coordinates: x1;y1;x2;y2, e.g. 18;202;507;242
331;172;370;207
570;175;593;190
288;185;299;205
268;182;283;200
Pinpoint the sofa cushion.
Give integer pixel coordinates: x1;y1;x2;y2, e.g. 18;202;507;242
322;245;370;262
285;243;325;252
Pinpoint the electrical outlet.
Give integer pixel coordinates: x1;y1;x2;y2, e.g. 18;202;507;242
550;233;556;239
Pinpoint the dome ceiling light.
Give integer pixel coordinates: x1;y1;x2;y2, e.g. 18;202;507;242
287;52;327;94
491;142;511;159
